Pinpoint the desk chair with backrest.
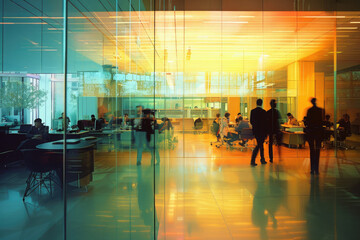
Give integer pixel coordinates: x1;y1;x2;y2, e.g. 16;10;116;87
336;129;355;150
19;124;32;133
193;118;204;134
0;126;10;134
239;128;255;151
22;149;59;201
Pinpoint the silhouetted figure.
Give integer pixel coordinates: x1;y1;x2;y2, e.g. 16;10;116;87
227;116;250;146
135;108;160;166
250;99;267;166
286;113;299;126
338;113;351;137
214;113;221;141
220;112;230;141
158;117;173;132
267;99;282;163
134;106;144;165
323;114;333;129
17;118;48;151
306;98;324;175
59;112;71;130
323;114;334;142
235;112;242;126
121;113;130;128
91;114;96;123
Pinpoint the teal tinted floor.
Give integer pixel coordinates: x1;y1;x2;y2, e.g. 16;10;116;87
1;133;360;240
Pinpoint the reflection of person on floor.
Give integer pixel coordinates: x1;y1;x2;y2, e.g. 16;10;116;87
137;167;159;239
251;166;285;240
306;98;324;175
250;99;267;166
305;176;332;240
266;99;282;163
135;109;160;166
17;118;48;151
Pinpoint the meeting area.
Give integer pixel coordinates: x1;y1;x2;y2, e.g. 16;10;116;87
1;0;360;239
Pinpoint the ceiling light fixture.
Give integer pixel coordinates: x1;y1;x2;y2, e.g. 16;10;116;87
204;21;248;24
336;27;358;30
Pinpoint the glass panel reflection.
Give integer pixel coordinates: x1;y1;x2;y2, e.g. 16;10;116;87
1;1;360;239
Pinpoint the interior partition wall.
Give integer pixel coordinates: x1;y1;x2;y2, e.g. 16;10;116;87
1;0;360;239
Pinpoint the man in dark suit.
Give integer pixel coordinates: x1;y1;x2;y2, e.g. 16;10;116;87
17;118;48;150
250;99;267;166
266;99;282;163
306;98;324;175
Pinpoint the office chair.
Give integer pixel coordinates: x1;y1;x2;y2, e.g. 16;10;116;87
193;118;204;134
18;124;32;133
0;126;10;134
22;149;59;201
336;129;355;150
238;128;256;151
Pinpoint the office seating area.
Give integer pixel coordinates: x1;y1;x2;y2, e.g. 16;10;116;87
1;0;360;239
1;131;360;239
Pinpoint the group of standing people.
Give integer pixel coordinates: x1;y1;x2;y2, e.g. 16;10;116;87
250;99;281;166
250;98;324;175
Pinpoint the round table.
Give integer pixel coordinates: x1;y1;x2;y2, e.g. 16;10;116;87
36;140;96;188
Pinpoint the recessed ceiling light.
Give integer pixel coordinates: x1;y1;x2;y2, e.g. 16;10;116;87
336;27;358;30
204;21;248;24
301;16;345;18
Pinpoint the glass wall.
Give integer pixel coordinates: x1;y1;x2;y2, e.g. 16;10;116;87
1;0;360;239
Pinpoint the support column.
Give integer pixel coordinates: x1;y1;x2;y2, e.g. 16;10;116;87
287;61;315;121
227;97;240;122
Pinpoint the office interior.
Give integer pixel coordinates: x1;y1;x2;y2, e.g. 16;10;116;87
1;0;360;239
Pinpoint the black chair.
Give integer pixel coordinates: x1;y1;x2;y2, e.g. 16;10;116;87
193;118;204;134
336;129;355;150
0;126;10;134
18;124;32;133
22;149;59;201
238;128;256;151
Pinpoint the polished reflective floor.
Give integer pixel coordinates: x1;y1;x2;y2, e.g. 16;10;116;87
1;133;360;240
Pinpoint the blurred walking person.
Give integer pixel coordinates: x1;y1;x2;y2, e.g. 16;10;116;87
267;99;282;163
306;98;324;175
250;99;267;166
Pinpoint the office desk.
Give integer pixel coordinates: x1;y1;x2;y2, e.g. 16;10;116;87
281;124;304;130
281;131;305;148
48;130;89;141
88;129;132;152
0;132;27;153
37;140;95;187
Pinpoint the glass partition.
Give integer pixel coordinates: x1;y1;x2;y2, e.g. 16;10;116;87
1;1;360;240
0;0;65;239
